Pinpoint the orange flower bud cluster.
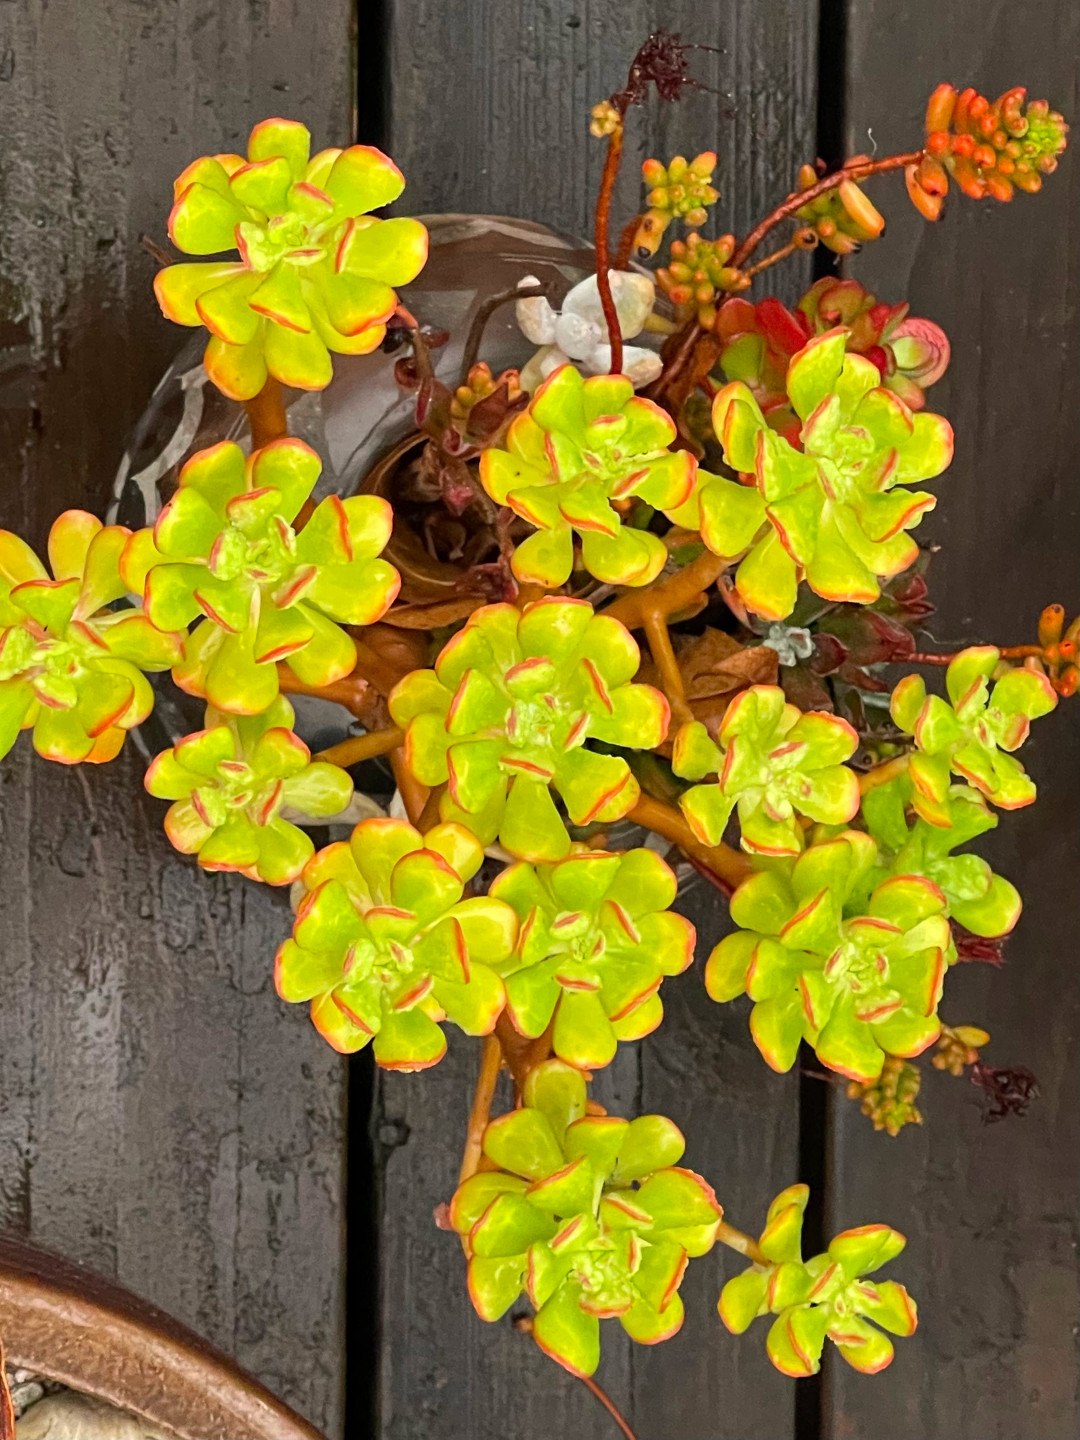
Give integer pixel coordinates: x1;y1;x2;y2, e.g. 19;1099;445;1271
1036;605;1079;698
450;363;523;430
847;1056;923;1137
907;84;1069;217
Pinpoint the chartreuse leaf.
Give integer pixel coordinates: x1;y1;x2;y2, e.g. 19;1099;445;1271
157;120;428;398
706;830;951;1083
274;816;515;1065
389;599;669;862
490;846;692;1070
0;512;182;766
706;330;952;620
128;437;398;714
674;684;860;855
145;698;352;886
890;650;1057;817
448;1059;718;1376
720;1185;916;1379
479;364;696;588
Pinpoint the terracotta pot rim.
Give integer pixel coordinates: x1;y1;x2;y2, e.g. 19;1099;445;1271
0;1235;324;1440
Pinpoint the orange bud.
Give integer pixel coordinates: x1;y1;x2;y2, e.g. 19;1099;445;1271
925;84;958;134
953;87;978;131
906;164;944;221
951;133;975;158
952;156;986;198
926;130;951;156
797;163;818;190
1038;604;1065;649
1013;169;1043;194
973;143;996;169
986;174;1014;202
916;155;949;196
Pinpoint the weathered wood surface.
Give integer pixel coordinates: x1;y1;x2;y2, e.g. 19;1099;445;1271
825;8;1079;1440
378;4;817;1437
0;4;354;1434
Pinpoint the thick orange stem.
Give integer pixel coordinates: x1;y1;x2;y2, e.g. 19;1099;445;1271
629;794;752;892
244;376;288;448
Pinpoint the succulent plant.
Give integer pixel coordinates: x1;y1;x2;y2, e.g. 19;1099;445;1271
685;329;953;621
388;598;669;861
890;649;1057;819
122;438;398;714
479;365;694;586
909;84;1069;214
794;165;885;254
449;1059;721;1376
860;773;1022;938
489;847;695;1069
706;830;952;1081
154;118;428;398
144;696;353;884
720;1185;917;1376
672;685;861;855
274;817;516;1066
0;511;182;764
715;285;949;457
516;273;662;390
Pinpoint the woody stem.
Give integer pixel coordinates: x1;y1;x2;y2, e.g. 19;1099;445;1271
910;645;1044;664
244;376;289;449
314;727;404;767
642;610;692;725
629;794;752;893
458;1034;504;1187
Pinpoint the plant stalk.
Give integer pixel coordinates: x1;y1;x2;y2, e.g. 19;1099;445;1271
731;151;923;269
314;726;405;767
244;375;289;449
629;794;752;892
715;1219;768;1266
458;1034;503;1187
595;125;626;375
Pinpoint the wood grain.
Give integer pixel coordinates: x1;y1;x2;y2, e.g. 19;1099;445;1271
0;4;354;1434
378;4;819;1435
824;9;1079;1439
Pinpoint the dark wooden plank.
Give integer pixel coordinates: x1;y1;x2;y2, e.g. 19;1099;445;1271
378;4;820;1436
824;12;1079;1440
0;4;355;1434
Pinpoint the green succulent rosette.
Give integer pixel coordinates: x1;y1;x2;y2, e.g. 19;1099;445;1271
155;118;428;399
706;830;951;1082
672;684;860;855
720;1184;917;1378
145;696;352;885
450;1059;721;1377
861;774;1022;938
890;648;1057;820
674;328;953;621
274;817;515;1067
122;438;399;715
0;511;182;765
388;598;670;862
478;365;696;587
489;847;695;1069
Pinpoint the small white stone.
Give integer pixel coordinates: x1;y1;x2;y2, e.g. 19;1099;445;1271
16;1391;168;1439
514;276;557;344
553;310;602;360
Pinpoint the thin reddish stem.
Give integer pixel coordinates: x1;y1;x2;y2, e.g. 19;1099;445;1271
731;151;923;269
595;124;626;374
579;1374;638;1440
910;645;1044;665
0;1336;14;1440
